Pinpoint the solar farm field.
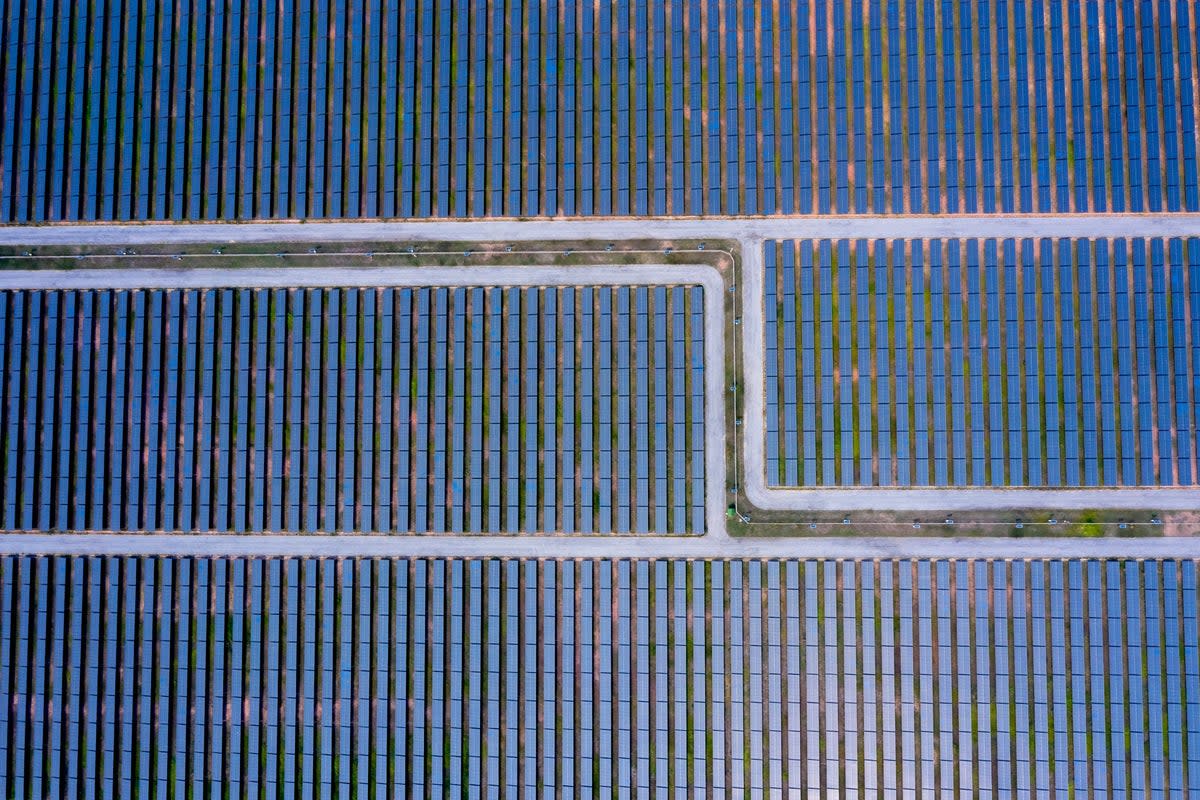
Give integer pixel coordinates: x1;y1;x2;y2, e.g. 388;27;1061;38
0;284;708;533
763;236;1200;489
2;555;1198;796
1;0;1198;221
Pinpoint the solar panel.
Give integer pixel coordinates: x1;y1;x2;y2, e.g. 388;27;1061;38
0;283;706;534
764;235;1200;490
10;0;1189;218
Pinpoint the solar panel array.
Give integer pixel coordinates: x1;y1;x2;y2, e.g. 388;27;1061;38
1;0;1198;221
0;284;707;533
764;237;1200;488
2;555;1197;797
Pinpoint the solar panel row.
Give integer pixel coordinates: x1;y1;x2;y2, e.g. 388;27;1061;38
0;284;707;533
0;0;1196;221
764;236;1200;488
1;556;1197;796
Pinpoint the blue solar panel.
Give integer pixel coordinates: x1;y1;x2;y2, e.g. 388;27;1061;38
766;235;1200;488
0;0;1142;219
0;282;707;533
